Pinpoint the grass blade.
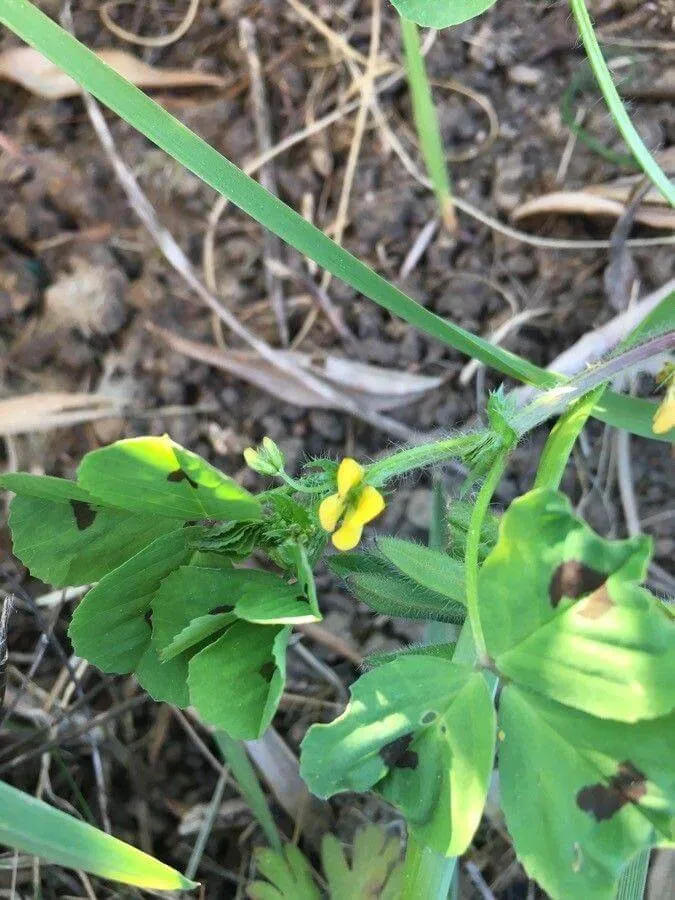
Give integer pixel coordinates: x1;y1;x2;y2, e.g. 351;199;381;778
0;779;196;890
400;15;456;231
0;0;668;441
214;731;283;852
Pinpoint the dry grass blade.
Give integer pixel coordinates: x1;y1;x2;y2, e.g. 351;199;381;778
0;597;13;708
147;323;444;412
0;45;225;99
99;0;200;48
0;393;120;436
512;190;675;231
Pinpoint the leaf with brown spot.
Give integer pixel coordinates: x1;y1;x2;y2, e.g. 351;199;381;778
77;435;260;522
70;499;97;531
378;733;418;770
301;659;495;856
0;472;178;587
479;489;675;721
577;761;647;822
499;685;675;900
548;560;607;608
166;468;198;489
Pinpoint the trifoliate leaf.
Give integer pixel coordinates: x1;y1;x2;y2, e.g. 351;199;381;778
68;529;194;673
478;489;675;721
188;622;290;738
301;657;495;855
499;684;675;900
77;435;260;521
1;473;177;587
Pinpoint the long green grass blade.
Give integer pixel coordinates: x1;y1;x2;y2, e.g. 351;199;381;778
0;779;196;890
0;0;668;441
400;15;456;230
214;731;283;852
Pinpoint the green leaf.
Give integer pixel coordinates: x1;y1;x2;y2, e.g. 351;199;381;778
249;845;320;900
188;622;290;738
377;537;466;604
322;825;403;900
478;489;675;721
292;542;322;619
134;641;192;707
499;685;675;900
391;0;497;30
300;657;495;855
151;567;316;650
68;529;193;673
330;549;465;623
0;779;196;891
1;474;177;587
77;435;260;521
160;613;235;661
365;641;456;668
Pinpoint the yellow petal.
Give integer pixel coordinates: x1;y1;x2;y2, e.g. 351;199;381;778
319;493;343;532
337;457;364;497
332;519;364;552
349;485;386;527
653;399;675;435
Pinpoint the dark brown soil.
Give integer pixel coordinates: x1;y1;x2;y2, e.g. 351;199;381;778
0;0;673;897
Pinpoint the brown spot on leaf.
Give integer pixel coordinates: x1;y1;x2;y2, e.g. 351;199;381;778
167;468;198;489
70;499;97;531
421;711;437;724
258;661;276;682
576;584;615;620
379;733;419;770
549;561;607;608
577;761;647;821
209;605;234;615
144;609;153;625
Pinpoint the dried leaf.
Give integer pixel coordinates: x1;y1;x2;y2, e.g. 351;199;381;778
0;46;225;100
512;190;675;231
148;325;444;412
0;393;120;436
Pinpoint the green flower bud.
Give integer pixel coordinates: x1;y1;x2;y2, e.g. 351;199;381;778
243;438;285;476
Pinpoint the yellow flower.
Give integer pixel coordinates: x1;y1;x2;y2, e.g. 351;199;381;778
653;395;675;435
318;458;385;551
653;364;675;436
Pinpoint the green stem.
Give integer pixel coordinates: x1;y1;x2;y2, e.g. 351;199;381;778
534;385;606;491
366;434;483;486
465;451;508;659
399;15;457;232
569;0;675;206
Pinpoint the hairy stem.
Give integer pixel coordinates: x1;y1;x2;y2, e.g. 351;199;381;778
465;451;508;659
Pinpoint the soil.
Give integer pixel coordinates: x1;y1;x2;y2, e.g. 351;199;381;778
0;0;673;897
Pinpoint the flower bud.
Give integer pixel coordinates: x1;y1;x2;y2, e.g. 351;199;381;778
243;438;285;476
